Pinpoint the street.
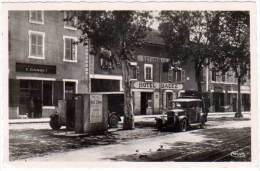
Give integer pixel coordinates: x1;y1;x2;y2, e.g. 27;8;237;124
9;116;251;162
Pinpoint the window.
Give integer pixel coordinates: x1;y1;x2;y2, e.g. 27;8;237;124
172;69;184;82
64;11;77;30
63;36;77;62
130;62;138;80
176;70;182;82
168;69;173;82
144;64;153;81
43;81;53;106
211;69;216;81
29;31;45;59
29;11;44;24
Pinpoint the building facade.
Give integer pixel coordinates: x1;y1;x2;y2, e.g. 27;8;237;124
9;11;251;119
9;11;90;118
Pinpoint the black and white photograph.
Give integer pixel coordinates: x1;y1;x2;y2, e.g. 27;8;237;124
0;0;259;169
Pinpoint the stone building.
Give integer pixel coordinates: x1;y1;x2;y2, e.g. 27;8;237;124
9;11;90;118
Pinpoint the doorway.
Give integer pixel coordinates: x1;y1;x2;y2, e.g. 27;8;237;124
141;92;153;115
213;92;224;112
65;81;76;130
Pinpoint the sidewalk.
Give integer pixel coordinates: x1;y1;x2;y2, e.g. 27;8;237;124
9;112;251;124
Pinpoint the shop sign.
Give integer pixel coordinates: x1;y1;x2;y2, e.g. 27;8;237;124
137;55;169;63
160;83;183;90
133;81;183;90
16;63;56;74
90;94;103;123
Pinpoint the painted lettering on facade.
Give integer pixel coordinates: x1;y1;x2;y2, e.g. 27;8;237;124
137;55;169;63
16;63;56;74
132;81;183;90
90;94;103;123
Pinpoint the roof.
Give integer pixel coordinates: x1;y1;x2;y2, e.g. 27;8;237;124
172;98;202;102
168;109;185;113
143;30;165;46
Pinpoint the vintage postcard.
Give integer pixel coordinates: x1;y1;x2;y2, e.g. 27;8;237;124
0;0;258;170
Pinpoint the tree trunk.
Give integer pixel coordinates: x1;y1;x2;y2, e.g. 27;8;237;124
122;60;135;129
235;77;243;118
195;67;202;95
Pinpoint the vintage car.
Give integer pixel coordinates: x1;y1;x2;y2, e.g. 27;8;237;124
155;97;208;131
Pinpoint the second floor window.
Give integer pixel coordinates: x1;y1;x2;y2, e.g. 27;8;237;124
29;31;45;59
211;69;216;81
172;69;184;82
64;11;77;29
130;63;138;80
63;36;77;62
29;11;44;24
144;64;153;81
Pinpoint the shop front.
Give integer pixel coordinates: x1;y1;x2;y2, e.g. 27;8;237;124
131;81;183;115
9;63;64;119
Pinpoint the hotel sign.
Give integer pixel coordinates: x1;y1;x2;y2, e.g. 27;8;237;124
16;63;56;74
132;81;183;90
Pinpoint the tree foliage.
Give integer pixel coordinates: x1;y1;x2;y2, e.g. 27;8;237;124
158;11;218;93
211;11;250;81
65;11;152;129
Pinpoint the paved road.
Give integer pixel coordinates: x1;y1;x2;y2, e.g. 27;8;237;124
12;118;250;162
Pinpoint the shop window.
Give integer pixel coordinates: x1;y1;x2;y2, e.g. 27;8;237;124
29;11;44;24
43;81;53;106
29;31;45;59
64;11;77;30
63;36;77;62
144;64;153;81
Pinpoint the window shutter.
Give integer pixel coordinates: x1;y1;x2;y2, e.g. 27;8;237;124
181;70;186;82
172;70;176;82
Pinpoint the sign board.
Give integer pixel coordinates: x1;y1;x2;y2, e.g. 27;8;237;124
16;63;56;74
132;81;183;90
90;94;103;123
137;55;169;63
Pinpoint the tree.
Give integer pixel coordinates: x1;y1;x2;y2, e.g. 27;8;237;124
211;11;250;117
158;11;217;94
66;11;152;129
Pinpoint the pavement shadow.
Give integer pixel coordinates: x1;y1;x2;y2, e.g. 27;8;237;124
107;126;251;162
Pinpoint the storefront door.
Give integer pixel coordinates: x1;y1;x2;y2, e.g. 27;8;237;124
141;92;153;115
213;92;224;112
65;82;76;130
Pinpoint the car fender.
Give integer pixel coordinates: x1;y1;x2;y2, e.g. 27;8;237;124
109;112;121;121
177;115;187;122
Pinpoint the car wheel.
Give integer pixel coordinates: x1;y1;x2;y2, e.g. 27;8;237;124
50;115;61;130
179;119;187;132
109;114;119;128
